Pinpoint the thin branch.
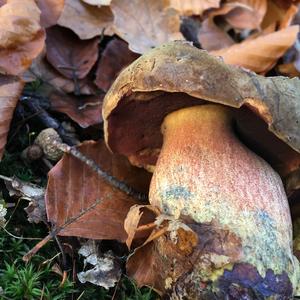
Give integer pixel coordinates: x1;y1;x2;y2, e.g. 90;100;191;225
53;141;148;202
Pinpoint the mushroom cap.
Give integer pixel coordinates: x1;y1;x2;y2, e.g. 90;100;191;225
103;41;300;172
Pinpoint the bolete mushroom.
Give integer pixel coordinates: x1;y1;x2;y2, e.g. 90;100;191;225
103;41;300;298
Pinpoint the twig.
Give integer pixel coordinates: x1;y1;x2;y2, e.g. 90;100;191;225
23;198;103;262
21;95;79;146
53;141;148;202
1;227;43;241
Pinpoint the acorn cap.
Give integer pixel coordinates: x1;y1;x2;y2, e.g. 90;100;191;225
103;41;300;175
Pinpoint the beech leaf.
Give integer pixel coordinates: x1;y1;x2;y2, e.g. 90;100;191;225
0;0;41;48
198;17;235;51
46;141;152;242
211;25;299;73
169;0;220;16
221;0;268;30
57;0;114;39
46;26;99;80
94;39;139;92
50;93;103;128
0;0;45;75
23;54;96;96
0;75;24;160
36;0;65;28
111;0;183;54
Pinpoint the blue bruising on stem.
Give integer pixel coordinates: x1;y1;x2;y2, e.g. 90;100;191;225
241;210;290;277
159;185;192;214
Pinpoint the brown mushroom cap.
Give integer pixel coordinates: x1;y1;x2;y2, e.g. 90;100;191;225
103;41;300;173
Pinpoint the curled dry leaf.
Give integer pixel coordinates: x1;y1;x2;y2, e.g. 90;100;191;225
0;75;24;160
57;0;114;39
211;25;299;73
36;0;65;28
111;0;183;54
50;93;103;128
46;141;152;241
169;0;220;16
82;0;111;6
46;26;99;80
95;39;139;92
124;204;159;249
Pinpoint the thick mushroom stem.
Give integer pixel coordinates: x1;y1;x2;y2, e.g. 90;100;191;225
149;105;299;297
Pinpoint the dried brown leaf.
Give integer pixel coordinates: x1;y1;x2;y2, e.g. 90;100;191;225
95;39;139;92
0;30;46;76
124;205;159;249
0;0;41;48
198;17;235;51
36;0;65;28
23;54;96;95
46;141;152;241
50;93;103;128
169;0;220;16
111;0;183;54
46;26;99;79
221;0;267;30
57;0;114;39
278;62;300;77
211;25;299;73
0;0;45;75
0;75;24;159
262;1;298;30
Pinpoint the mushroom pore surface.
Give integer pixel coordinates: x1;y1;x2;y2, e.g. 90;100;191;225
149;104;299;297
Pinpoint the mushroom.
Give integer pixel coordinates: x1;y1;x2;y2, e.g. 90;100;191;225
103;41;300;298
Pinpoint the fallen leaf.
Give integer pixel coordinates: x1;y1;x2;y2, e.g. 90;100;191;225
23;54;97;95
262;1;298;30
77;241;121;289
50;93;103;128
221;0;267;30
211;25;299;73
46;26;99;79
124;205;159;249
111;0;183;53
169;0;220;16
0;0;41;48
0;75;24;159
95;39;139;92
0;0;45;75
57;0;114;39
82;0;111;6
36;0;65;28
0;30;46;76
46;141;152;241
198;17;235;51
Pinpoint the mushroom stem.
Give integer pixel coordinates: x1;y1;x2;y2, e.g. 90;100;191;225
149;105;299;296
